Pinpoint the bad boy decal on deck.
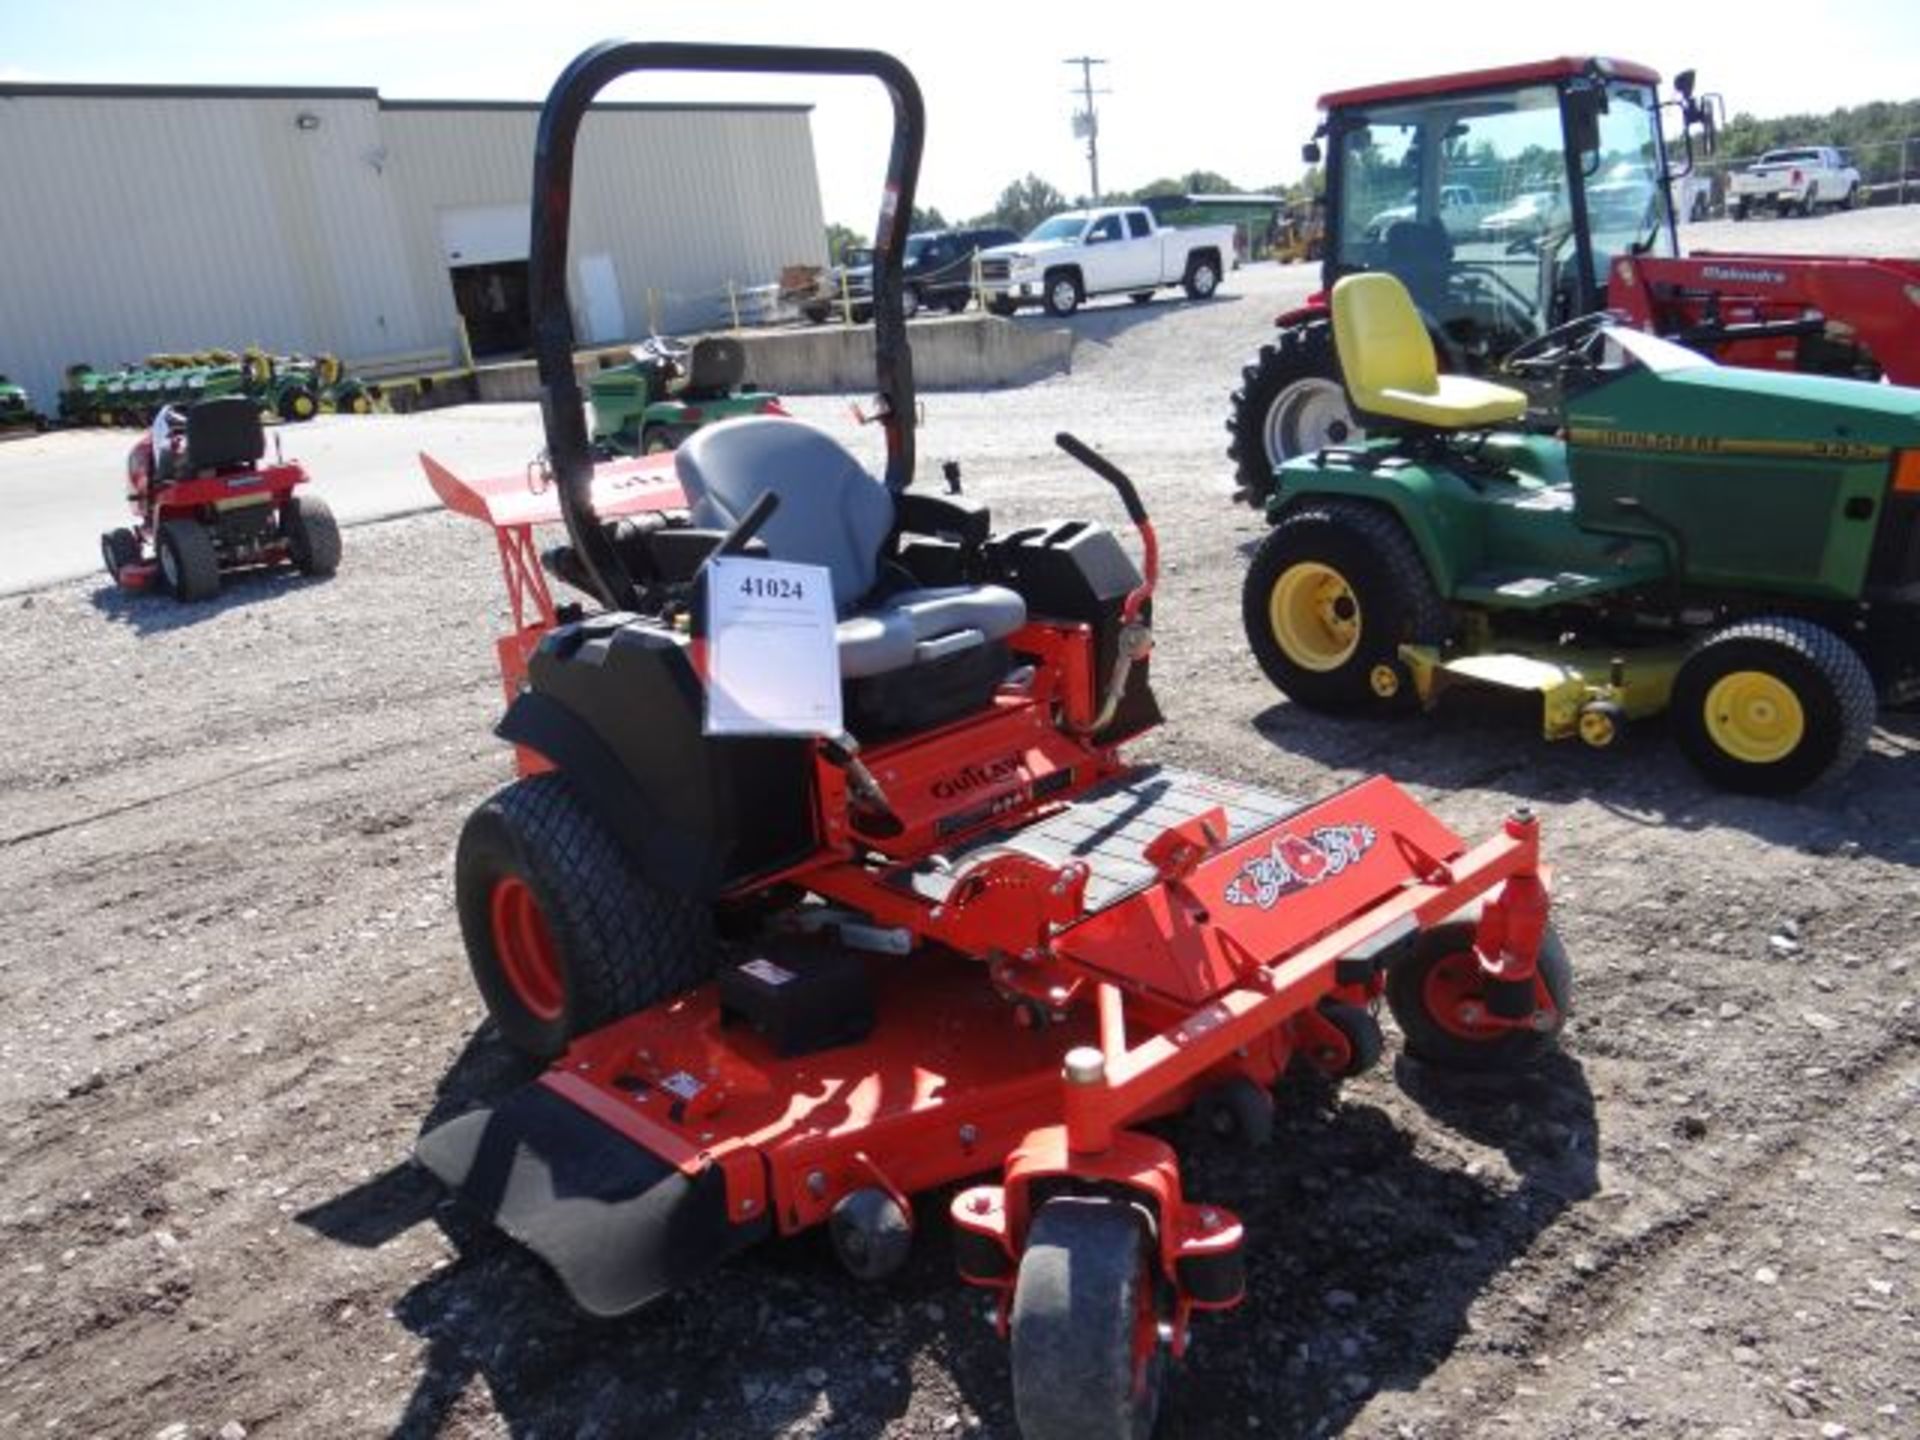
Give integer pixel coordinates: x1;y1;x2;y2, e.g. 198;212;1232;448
1222;824;1378;910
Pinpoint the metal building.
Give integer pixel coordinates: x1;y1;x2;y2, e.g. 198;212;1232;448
0;83;826;406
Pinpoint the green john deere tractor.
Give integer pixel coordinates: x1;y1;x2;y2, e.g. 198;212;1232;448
0;374;41;430
1241;273;1920;794
587;334;783;456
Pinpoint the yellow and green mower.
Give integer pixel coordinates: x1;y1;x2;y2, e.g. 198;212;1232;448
1242;274;1920;794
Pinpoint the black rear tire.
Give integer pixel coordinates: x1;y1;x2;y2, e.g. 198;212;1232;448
1387;913;1572;1072
1671;617;1875;794
283;494;342;577
1225;320;1359;506
157;518;220;601
454;774;717;1060
1011;1198;1164;1440
1242;498;1448;709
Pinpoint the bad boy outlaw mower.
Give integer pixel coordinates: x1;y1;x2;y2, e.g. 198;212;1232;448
417;42;1572;1439
100;397;340;601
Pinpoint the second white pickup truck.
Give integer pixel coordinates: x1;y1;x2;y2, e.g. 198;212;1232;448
1730;147;1861;218
977;206;1233;316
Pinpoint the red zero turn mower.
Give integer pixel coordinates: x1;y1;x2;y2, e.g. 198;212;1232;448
100;397;339;601
415;41;1573;1439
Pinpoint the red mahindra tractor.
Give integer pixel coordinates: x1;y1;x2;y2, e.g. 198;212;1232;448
416;41;1574;1439
1227;56;1920;503
99;397;340;600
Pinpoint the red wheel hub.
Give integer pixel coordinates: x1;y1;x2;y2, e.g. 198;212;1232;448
490;876;564;1021
1422;950;1551;1041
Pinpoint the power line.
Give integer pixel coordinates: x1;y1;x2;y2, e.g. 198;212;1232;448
1064;56;1109;202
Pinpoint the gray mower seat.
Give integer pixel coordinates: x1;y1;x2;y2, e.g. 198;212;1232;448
676;416;1026;680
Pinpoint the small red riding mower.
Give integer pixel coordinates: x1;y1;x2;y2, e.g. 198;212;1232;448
99;397;340;601
416;42;1573;1438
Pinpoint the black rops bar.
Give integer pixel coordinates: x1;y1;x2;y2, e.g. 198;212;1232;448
530;41;926;612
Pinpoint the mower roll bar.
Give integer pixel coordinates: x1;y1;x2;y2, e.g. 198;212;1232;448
531;41;926;613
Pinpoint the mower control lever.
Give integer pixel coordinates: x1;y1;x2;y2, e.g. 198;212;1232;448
715;489;782;558
821;733;905;839
1054;432;1157;624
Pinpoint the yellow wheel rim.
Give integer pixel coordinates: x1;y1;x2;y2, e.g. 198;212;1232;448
1368;663;1401;698
294;395;315;418
1703;670;1804;764
1268;561;1362;672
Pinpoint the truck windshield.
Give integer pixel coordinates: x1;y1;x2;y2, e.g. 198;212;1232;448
1331;77;1673;361
1025;215;1087;243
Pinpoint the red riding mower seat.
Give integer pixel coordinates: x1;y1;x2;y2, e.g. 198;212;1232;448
1329;272;1528;434
150;397;266;486
676;416;1028;733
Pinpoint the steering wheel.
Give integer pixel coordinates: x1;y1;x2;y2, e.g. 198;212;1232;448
1502;311;1616;378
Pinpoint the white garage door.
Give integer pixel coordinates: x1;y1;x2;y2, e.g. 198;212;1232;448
438;205;530;267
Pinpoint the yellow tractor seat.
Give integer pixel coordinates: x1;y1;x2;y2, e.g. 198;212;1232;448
1330;272;1527;431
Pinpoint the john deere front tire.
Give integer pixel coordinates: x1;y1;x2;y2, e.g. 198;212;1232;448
454;774;717;1061
1225;320;1361;506
1671;617;1874;794
283;494;341;577
1242;498;1447;709
277;386;317;422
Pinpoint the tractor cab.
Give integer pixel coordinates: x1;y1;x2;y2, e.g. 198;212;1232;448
1318;58;1683;371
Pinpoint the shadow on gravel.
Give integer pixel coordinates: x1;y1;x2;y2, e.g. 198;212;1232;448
1155;1053;1596;1436
86;570;327;634
298;1022;1597;1438
1250;696;1920;868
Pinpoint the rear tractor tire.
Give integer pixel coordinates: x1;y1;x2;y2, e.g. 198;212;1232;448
1241;498;1448;710
283;494;342;577
1225;320;1361;506
454;774;718;1061
157;518;220;601
1011;1197;1166;1440
1671;617;1875;794
1387;913;1572;1072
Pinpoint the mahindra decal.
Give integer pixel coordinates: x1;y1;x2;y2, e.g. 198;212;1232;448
932;755;1024;801
1222;823;1377;910
1699;264;1787;286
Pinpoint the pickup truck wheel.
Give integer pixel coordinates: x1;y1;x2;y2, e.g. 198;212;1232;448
1844;182;1861;210
987;297;1018;317
1183;255;1219;300
1731;199;1749;222
1128;291;1155;305
1043;271;1082;317
900;285;921;320
944;292;970;313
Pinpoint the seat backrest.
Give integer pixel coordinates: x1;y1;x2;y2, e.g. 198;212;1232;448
184;396;265;471
684;336;746;394
675;416;893;611
1331;272;1439;406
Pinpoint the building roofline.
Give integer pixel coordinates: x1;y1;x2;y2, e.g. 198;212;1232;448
0;81;810;113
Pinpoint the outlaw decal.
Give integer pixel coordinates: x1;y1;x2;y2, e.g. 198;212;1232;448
1222;824;1377;910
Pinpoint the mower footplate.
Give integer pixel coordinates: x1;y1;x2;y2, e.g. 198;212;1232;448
892;765;1306;912
415;1081;768;1317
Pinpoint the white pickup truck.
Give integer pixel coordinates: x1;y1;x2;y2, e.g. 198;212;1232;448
976;206;1233;316
1730;147;1861;218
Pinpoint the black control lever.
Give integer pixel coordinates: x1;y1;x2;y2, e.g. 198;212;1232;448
715;489;781;558
1055;431;1149;528
821;732;905;838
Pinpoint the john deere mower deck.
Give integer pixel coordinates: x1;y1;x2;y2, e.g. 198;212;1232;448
99;396;340;601
416;42;1571;1439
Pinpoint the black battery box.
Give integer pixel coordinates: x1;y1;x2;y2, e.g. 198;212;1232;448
718;941;875;1057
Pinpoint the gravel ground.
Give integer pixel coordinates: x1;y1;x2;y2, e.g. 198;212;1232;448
2;257;1918;1440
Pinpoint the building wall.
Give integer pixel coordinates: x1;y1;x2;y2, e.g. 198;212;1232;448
0;87;824;408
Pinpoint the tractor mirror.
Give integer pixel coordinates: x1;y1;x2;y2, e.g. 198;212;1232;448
1673;69;1697;101
1301;140;1321;165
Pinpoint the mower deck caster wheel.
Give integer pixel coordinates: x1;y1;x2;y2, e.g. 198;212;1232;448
1313;1000;1385;1078
1387;914;1572;1072
1195;1075;1274;1149
829;1187;913;1281
1011;1197;1166;1440
1577;701;1623;748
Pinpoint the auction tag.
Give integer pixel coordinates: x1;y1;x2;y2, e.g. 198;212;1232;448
704;556;842;737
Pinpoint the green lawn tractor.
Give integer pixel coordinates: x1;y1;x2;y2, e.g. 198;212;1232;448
587;334;784;456
0;374;42;431
1241;273;1920;794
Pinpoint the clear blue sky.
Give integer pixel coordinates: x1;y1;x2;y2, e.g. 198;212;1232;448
5;0;1917;230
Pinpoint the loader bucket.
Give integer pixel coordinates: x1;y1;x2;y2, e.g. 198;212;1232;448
415;1080;769;1317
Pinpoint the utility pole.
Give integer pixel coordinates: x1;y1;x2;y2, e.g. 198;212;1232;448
1064;56;1109;202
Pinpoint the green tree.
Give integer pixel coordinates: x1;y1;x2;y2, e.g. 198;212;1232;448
909;204;949;232
823;222;869;264
977;173;1068;236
